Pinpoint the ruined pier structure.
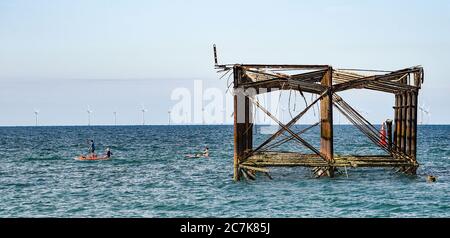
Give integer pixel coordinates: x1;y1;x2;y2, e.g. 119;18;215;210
214;51;424;180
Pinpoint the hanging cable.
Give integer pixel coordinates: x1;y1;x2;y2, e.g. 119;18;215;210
293;90;297;111
224;71;234;94
288;90;294;120
332;94;413;162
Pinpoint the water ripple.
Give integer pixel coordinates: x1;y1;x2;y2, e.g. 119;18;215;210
0;125;448;217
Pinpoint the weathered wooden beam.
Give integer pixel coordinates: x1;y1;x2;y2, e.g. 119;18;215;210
335;68;395;73
242;152;414;168
386;119;393;152
233;92;239;181
240;168;255;180
239;164;269;173
241;80;324;95
333;70;420;95
241;64;330;70
244;95;253;154
333;73;403;92
394;94;401;152
240;69;326;94
320;68;334;166
287;79;326;94
413;69;424;88
364;82;404;94
371;80;419;91
242;168;256;180
233;66;244;181
333;70;367;82
409;91;419;175
290;69;328;82
364;85;397;94
411;91;418;160
333;67;422;93
400;91;407;153
333;70;418;94
406;92;412;156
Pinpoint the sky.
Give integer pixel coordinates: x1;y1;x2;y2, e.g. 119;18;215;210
0;0;449;126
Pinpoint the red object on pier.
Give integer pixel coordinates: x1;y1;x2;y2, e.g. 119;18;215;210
379;123;387;146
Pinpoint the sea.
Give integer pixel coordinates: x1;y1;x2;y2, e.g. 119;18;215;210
0;125;448;217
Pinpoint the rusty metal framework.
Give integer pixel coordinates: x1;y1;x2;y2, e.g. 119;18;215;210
213;45;424;181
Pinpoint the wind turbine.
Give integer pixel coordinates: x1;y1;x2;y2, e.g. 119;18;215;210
33;109;39;126
113;111;117;126
419;103;431;125
168;110;171;125
263;108;267;123
337;111;341;125
201;107;205;125
141;104;147;125
87;106;92;126
221;109;225;125
280;106;286;123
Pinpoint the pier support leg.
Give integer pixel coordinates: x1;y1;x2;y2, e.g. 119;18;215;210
233;93;240;181
410;91;418;174
394;94;401;153
409;72;422;174
397;75;419;175
320;68;334;177
244;94;253;154
386;119;393;152
233;67;243;181
411;91;418;160
400;92;407;154
233;66;253;181
406;92;412;156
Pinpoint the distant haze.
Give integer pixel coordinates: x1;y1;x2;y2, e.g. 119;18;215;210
0;0;449;126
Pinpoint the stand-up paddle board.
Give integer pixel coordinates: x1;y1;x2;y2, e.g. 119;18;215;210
75;154;110;161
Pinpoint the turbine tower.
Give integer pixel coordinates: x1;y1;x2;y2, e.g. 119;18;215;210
141;104;147;125
33;109;39;126
87;106;92;126
168;110;171;125
202;107;205;125
113;111;117;126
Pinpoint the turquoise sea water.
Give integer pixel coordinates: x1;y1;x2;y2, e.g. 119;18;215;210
0;125;448;217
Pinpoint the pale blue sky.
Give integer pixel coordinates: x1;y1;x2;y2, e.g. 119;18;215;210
0;0;449;125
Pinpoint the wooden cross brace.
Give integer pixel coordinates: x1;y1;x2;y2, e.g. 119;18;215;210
242;90;330;162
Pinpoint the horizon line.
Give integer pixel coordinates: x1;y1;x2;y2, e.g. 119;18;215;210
0;123;446;128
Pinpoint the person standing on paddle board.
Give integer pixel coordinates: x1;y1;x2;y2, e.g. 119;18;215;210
88;140;95;155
